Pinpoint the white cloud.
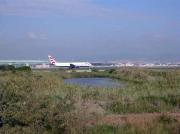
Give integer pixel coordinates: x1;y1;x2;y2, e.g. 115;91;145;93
27;32;38;40
27;32;48;40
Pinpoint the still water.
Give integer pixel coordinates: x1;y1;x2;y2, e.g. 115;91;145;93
64;77;124;88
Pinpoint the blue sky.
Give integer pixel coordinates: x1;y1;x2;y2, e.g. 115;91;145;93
0;0;180;61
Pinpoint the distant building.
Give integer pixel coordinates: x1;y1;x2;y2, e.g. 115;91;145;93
125;62;134;67
0;60;49;68
33;64;50;69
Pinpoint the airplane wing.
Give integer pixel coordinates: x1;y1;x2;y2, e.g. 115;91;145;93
69;64;79;69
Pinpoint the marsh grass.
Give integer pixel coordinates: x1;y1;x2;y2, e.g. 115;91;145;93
0;68;180;133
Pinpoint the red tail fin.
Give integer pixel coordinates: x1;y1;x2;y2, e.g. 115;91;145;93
48;55;56;65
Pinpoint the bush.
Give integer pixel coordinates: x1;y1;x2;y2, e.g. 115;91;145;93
0;65;15;71
16;66;31;71
108;69;116;74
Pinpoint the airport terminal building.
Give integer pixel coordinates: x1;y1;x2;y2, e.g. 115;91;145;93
0;60;50;69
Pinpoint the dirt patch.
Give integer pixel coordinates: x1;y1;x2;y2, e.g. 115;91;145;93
84;113;180;127
74;100;180;128
73;100;106;127
75;100;106;116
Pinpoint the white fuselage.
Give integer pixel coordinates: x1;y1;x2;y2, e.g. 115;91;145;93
54;62;92;67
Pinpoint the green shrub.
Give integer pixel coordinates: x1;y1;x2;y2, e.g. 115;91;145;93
16;66;31;71
0;65;15;71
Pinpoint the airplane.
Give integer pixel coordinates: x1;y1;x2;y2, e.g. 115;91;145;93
48;55;92;69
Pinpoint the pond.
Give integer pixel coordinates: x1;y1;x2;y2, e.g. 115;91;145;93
64;77;124;88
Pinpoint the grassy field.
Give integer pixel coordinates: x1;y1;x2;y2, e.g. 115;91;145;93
0;68;180;133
